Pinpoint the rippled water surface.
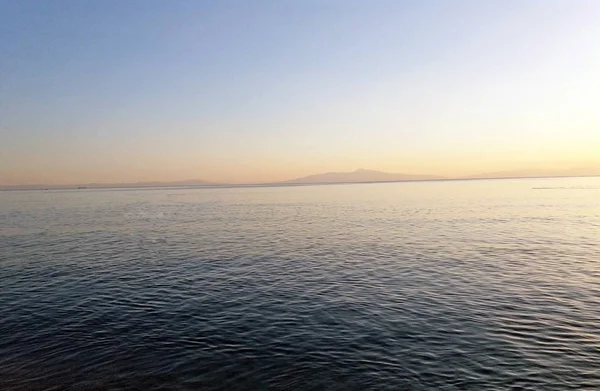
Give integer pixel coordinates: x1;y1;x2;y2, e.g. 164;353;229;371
1;178;599;390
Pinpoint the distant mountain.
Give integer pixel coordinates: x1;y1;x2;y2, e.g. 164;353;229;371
280;169;444;184
0;179;218;191
4;167;599;191
464;167;600;179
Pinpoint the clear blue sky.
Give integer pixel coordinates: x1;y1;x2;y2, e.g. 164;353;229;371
1;0;599;184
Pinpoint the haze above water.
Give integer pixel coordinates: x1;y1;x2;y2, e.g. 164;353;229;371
1;178;599;390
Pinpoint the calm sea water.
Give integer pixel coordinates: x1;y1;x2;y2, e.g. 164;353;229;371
1;178;599;390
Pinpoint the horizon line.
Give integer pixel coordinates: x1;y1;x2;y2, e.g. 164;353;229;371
2;174;599;192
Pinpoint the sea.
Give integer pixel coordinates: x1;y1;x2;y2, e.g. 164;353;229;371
1;177;599;390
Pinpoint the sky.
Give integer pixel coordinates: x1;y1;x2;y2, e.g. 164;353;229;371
1;0;599;185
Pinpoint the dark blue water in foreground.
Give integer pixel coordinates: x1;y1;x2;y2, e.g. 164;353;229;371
1;178;599;390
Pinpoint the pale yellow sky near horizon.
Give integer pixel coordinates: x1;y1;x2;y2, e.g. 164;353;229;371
2;149;600;185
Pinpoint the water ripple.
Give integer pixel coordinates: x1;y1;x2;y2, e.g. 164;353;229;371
1;178;600;390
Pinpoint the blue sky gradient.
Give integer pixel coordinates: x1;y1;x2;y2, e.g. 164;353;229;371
1;0;599;184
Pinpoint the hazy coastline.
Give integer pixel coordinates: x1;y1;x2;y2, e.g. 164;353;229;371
3;168;599;191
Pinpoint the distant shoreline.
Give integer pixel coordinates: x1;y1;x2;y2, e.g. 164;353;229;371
2;175;599;192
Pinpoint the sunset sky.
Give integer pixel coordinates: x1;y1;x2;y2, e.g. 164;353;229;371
1;0;599;185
